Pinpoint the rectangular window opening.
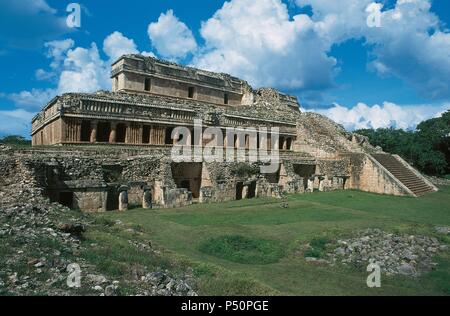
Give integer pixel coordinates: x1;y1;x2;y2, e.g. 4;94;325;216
188;87;195;99
144;78;151;91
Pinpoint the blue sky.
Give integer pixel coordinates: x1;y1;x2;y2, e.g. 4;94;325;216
0;0;450;137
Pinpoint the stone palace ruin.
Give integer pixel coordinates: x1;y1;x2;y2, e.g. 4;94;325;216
5;54;436;212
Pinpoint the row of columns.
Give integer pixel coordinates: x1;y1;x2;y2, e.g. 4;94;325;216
65;119;294;150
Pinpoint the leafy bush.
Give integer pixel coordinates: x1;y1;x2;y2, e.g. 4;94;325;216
199;235;285;264
304;236;331;258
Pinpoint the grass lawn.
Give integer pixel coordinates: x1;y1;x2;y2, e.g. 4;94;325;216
94;187;450;296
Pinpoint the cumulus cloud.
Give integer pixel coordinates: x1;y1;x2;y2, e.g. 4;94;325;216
192;0;336;91
103;31;139;62
44;39;75;70
314;102;449;131
296;0;450;100
8;88;56;109
0;109;36;137
57;43;110;93
4;31;148;109
148;10;197;60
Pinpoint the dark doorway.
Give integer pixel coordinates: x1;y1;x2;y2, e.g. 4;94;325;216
236;182;244;200
180;180;190;190
279;137;285;150
116;123;127;143
97;122;111;142
188;87;195;98
165;127;174;145
248;181;257;199
171;163;203;198
144;78;151;91
59;192;74;208
80;121;91;142
286;138;293;150
142;125;151;144
265;164;281;184
293;164;316;189
106;188;119;211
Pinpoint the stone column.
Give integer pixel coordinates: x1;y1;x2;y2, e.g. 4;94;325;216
138;124;143;144
318;176;325;192
242;185;249;199
307;177;315;193
142;185;152;209
90;121;97;143
118;185;129;211
109;122;117;144
125;123;130;144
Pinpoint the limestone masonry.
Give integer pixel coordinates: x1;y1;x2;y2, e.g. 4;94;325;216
12;54;437;212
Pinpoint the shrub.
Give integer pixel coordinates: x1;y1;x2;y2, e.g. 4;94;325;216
199;235;284;264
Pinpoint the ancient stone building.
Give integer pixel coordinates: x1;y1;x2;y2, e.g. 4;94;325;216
24;54;438;212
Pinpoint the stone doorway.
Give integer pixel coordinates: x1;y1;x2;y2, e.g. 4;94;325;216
236;182;244;200
97;122;111;142
106;187;119;211
293;164;316;189
59;191;74;208
142;125;151;144
171;163;202;199
116;123;127;143
248;181;257;199
265;164;281;184
80;121;91;142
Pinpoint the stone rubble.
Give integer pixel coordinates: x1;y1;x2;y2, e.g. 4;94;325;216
0;152;198;296
327;229;446;277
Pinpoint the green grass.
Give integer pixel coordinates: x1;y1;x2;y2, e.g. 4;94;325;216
199;235;285;264
95;187;450;296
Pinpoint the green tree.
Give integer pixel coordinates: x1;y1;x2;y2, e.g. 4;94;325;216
0;135;31;146
356;110;450;176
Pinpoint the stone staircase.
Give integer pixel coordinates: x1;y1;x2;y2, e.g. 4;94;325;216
371;154;436;196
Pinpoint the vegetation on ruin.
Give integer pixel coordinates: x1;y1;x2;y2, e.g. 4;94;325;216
356;110;450;176
92;186;450;296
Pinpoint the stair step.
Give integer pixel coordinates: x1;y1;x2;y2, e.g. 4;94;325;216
372;154;434;196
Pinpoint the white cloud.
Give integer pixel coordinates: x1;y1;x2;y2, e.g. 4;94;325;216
103;31;139;62
148;10;197;60
4;31;157;111
35;68;55;81
58;43;110;93
296;0;450;100
8;88;56;109
0;109;36;137
313;102;449;131
191;0;336;91
44;39;75;69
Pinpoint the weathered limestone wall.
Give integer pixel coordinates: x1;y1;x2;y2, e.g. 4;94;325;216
32;119;63;146
112;55;246;106
347;154;412;196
